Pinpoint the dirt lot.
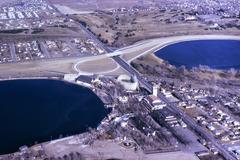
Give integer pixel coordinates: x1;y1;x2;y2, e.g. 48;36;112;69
74;10;240;47
42;137;199;160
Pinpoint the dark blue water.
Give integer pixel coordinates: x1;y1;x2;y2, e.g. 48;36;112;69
155;40;240;69
0;79;109;154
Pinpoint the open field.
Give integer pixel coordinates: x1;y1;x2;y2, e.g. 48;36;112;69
74;10;240;47
0;57;79;79
40;136;199;160
50;0;149;13
74;56;125;75
50;0;240;16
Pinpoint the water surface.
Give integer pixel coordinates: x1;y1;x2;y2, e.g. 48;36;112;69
155;40;240;69
0;79;109;154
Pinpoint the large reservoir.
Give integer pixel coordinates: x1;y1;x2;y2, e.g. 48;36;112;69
0;79;109;154
155;40;240;70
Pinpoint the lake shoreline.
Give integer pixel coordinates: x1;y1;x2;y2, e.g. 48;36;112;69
0;79;109;155
154;40;240;70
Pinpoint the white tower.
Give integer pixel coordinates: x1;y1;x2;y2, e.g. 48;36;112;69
153;84;159;97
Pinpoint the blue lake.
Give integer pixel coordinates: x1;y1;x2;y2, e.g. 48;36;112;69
155;40;240;70
0;79;109;154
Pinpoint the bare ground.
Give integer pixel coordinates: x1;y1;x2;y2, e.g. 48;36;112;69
74;10;240;47
0;58;79;79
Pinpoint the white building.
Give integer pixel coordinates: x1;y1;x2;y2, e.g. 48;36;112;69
153;84;159;97
145;95;166;110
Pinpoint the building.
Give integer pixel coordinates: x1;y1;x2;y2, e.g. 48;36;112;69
117;74;139;91
64;74;78;82
160;108;179;127
162;88;179;102
144;95;166;110
118;96;128;103
153;84;159;96
75;75;94;88
185;15;197;21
